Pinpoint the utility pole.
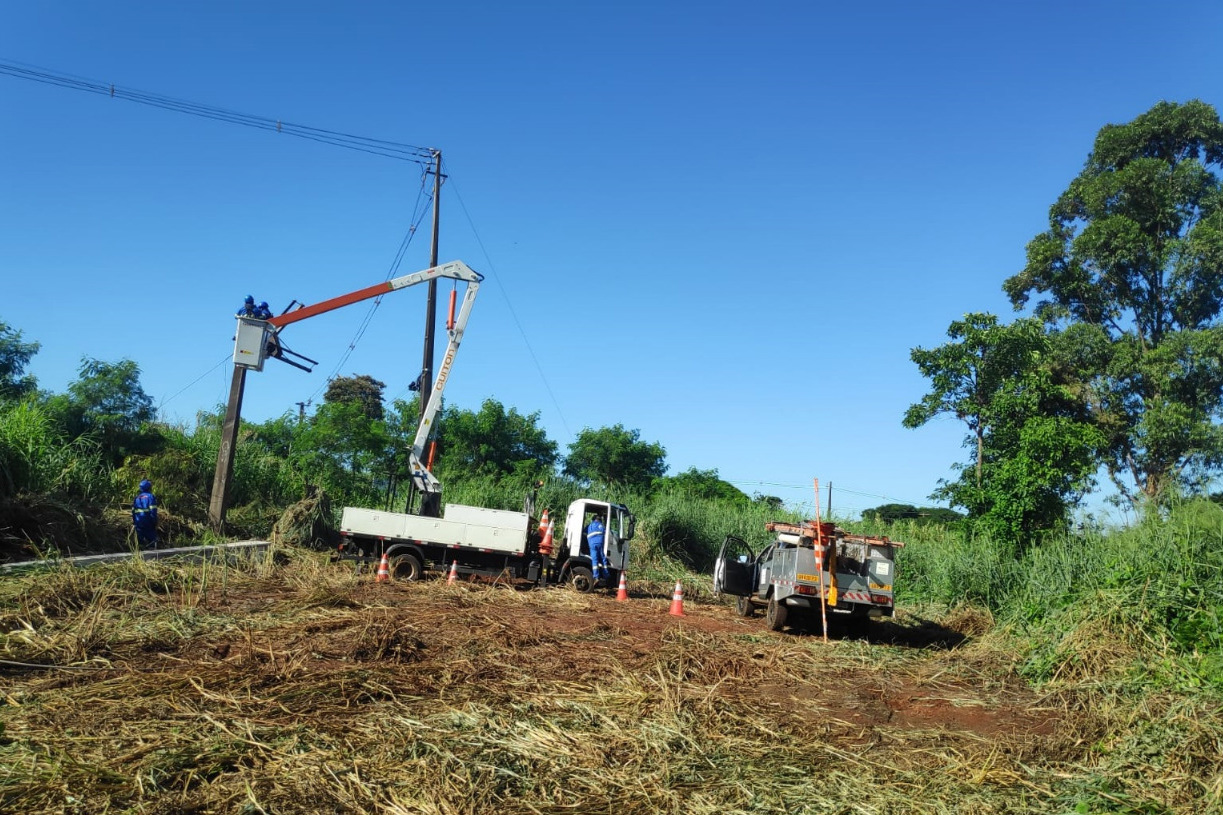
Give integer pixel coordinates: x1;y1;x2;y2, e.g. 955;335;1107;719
420;149;443;419
208;366;247;531
296;400;310;422
826;481;833;519
409;149;444;517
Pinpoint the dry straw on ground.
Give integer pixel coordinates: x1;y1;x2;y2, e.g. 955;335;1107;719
1;550;1219;814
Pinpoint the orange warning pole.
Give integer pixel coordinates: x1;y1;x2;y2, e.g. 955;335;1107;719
427;441;437;470
813;478;828;644
446;288;457;330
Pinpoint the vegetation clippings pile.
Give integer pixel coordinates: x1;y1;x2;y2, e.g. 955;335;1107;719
2;552;1219;814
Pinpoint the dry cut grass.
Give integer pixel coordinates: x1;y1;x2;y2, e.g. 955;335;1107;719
0;549;1218;814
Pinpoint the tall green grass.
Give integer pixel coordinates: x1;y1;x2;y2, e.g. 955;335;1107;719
0;398;109;502
880;498;1223;688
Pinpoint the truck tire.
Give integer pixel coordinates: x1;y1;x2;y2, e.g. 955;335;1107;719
735;596;756;618
766;597;789;631
391;552;423;582
567;566;595;593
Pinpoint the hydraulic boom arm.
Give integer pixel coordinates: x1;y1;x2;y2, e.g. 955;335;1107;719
214;260;482;528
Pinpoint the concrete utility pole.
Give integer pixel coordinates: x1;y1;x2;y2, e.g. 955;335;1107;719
208;366;247;530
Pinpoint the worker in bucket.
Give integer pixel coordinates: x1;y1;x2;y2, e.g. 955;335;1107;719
255;301;273;319
586;513;608;583
237;295;258;317
131;479;159;550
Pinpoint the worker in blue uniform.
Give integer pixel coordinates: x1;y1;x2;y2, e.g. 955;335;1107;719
255;301;273;319
586;514;608;582
132;479;159;550
237;295;257;317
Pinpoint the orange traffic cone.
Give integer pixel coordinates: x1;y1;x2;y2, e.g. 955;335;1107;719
375;552;391;583
615;571;629;602
539;517;555;556
447;560;458;585
669;580;685;616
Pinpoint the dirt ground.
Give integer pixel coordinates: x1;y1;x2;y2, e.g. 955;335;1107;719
178;574;1062;748
0;564;1094;814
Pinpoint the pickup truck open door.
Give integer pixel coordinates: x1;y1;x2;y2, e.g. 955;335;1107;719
713;535;756;597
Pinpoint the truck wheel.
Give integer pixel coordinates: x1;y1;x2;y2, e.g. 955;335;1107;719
568;566;595;593
766;597;789;631
735;596;756;618
391;553;423;582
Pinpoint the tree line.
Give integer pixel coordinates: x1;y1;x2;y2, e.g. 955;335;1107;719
0;325;779;555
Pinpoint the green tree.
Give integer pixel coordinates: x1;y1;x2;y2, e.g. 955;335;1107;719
297;399;391;503
905;314;1047;487
655;467;749;504
0;321;40;402
564;424;666;490
753;493;784;511
935;366;1101;542
324;374;386;421
862;504;922;523
435;398;557;481
1004;100;1223;505
906;315;1102;540
862;504;964;525
48;358;156;466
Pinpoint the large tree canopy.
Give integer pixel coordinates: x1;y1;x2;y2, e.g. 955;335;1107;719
435;398;558;481
1003;100;1223;504
564;424;666;490
324;375;387;421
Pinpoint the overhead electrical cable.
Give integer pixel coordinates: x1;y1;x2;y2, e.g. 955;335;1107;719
157;353;232;416
723;478;932;508
0;59;434;164
1;58;448;421
445;161;573;438
308;171;434;403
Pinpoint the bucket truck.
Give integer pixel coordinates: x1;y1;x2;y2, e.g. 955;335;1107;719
219;258;637;591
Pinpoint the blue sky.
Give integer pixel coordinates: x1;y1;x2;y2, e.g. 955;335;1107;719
2;1;1221;521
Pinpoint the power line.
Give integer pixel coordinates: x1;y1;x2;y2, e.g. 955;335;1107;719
722;477;934;508
308;171;435;403
445;160;573;438
157;353;231;416
0;58;433;164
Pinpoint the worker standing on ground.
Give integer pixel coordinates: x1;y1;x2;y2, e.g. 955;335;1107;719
587;513;608;583
237;295;257;317
132;479;159;550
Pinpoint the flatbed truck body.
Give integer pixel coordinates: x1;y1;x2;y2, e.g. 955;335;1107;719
338;498;635;592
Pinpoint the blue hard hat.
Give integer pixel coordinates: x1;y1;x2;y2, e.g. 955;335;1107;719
245;295;255;304
139;479;153;492
258;302;269;309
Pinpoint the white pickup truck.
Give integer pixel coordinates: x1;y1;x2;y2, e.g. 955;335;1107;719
714;521;901;631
